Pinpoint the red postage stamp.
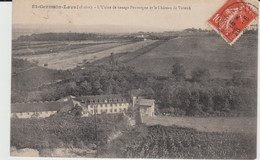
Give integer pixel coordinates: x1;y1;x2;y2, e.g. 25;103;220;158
208;0;258;45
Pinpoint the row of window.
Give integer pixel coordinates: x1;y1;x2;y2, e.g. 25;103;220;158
89;108;127;114
88;103;128;108
87;98;126;104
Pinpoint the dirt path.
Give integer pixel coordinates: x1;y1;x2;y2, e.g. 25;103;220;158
142;116;256;134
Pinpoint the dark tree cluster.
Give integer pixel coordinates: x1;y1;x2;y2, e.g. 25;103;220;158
11;58;257;117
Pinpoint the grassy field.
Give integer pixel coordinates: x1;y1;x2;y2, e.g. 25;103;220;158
142;116;256;134
125;33;257;78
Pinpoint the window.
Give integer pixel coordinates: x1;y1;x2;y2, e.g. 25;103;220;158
105;109;107;112
90;105;93;108
91;110;94;114
100;109;103;112
110;109;113;112
114;109;117;112
120;108;122;112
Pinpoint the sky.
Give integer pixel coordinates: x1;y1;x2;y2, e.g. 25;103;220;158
13;0;258;32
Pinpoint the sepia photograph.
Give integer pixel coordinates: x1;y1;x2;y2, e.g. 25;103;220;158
11;0;258;158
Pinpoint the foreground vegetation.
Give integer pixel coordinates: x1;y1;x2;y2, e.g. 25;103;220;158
11;114;256;158
11;113;129;151
101;125;256;159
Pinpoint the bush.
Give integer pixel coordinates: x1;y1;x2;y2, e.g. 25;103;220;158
191;67;210;82
11;114;129;150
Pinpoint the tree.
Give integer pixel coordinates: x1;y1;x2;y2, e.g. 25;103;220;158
105;83;113;94
80;81;92;94
171;63;185;81
65;82;77;95
191;67;210;82
71;105;83;117
92;80;102;95
110;52;115;66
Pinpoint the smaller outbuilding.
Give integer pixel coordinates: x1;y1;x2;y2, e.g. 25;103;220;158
132;96;155;119
11;101;68;119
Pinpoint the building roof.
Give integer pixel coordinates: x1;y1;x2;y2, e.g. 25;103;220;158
129;88;145;97
58;104;74;113
138;105;152;108
139;99;155;106
11;101;68;113
74;94;128;104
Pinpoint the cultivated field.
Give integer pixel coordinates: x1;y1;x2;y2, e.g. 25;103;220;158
125;33;257;78
13;40;157;70
142;116;256;134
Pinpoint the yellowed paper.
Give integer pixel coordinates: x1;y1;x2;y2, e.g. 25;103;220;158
11;0;258;158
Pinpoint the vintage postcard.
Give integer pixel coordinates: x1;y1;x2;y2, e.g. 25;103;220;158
11;0;258;158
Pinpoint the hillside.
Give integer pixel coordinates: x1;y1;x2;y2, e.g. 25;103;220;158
11;58;72;102
11;31;257;116
112;32;257;79
13;31;257;79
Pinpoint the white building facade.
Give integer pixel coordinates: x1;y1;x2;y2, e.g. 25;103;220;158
76;95;130;117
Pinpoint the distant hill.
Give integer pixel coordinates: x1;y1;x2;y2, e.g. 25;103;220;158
12;24;166;40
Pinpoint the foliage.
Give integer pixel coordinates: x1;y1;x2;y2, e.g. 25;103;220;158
171;62;185;81
11;57;256;117
100;125;256;159
11;113;129;151
191;67;210;82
